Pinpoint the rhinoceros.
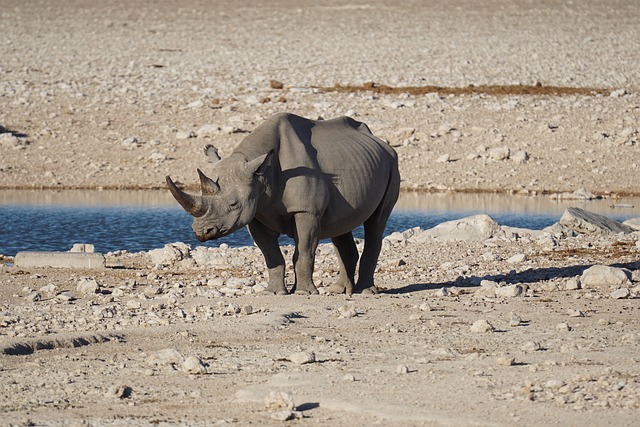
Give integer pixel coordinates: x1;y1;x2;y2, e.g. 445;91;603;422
166;113;400;295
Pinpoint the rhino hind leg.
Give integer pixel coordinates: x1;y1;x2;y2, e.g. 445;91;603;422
328;232;358;295
248;221;288;295
356;170;401;294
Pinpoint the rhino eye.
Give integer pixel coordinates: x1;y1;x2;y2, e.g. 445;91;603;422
228;200;240;210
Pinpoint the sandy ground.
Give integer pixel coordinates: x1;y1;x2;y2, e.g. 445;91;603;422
1;1;640;426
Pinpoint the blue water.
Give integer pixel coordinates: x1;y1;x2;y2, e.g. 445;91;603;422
0;193;637;256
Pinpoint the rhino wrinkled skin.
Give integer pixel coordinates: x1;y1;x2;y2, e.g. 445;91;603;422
166;113;400;295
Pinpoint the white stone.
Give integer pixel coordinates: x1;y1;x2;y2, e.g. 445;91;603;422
436;153;451;163
488;146;510;161
289;351;315;365
564;278;582;290
147;348;184;367
495;284;523;298
264;391;295;412
413;214;503;242
182;356;208;375
77;278;100;295
506;253;527;264
580;265;632;288
560;208;633;234
521;341;542;352
610;288;631;299
470;319;495;333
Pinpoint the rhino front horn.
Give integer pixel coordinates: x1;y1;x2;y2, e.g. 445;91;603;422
166;175;207;217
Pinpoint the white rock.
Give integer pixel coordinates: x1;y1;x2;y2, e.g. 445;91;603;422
106;384;131;399
622;217;640;231
506;253;527;264
610;288;631;299
396;364;410;374
70;243;95;253
560;208;633;234
39;283;57;296
580;265;632;288
77;278;100;295
289;351;315;365
470;319;495;333
488;146;510;161
495;284;523;298
436;154;451;163
182;356;208;375
511;150;529;163
497;356;515;366
148;243;191;266
566;309;584;317
126;300;142;310
196;124;221;137
413;214;503;242
147;348;184;367
521;341;542;352
564;278;582;290
264;390;295;412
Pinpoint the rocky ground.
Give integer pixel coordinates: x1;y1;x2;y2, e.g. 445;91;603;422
1;0;640;426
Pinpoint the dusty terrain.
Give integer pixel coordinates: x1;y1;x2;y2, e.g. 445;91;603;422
1;0;640;426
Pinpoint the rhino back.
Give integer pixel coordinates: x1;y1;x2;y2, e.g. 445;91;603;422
237;113;398;237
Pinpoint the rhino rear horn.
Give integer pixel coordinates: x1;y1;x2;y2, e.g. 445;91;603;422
166;175;207;217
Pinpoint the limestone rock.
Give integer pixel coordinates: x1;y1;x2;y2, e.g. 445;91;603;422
559;208;633;235
610;288;631;299
470;319;495;333
495;284;523;298
288;351;316;365
182;356;208;374
622;217;640;231
148;243;191;266
580;265;632;289
413;214;503;242
76;278;100;295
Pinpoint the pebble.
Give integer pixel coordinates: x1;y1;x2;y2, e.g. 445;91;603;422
106;384;131;399
337;305;358;318
509;313;523;327
264;390;295;412
77;278;100;296
182;356;208;375
557;322;572;332
288;351;316;365
610;288;630;299
566;309;584;317
506;253;527;264
564;278;581;290
470;319;495;333
497;356;515;366
495;284;523;298
396;364;410;374
343;373;356;382
521;341;542;352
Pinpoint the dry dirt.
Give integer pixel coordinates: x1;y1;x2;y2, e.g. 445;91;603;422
1;1;640;426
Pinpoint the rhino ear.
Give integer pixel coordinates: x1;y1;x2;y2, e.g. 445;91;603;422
204;144;221;164
248;150;274;177
197;168;220;195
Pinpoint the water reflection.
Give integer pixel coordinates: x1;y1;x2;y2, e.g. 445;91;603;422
0;190;638;257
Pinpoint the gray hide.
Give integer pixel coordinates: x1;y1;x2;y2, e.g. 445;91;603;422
167;113;400;295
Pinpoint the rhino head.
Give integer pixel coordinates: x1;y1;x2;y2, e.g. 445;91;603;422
166;146;273;242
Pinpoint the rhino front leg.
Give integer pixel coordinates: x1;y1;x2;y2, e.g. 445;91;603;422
328;232;358;295
291;213;320;295
247;220;288;295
